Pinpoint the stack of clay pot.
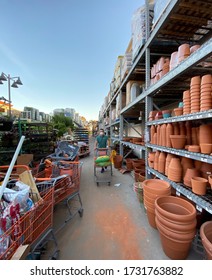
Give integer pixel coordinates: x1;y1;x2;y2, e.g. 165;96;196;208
178;44;190;64
155;196;197;259
181;157;194;177
168;158;182;182
170;51;178;70
148;111;158;121
153;151;160;171
150;57;170;84
200;221;212;260
200;74;212;112
125;158;133;170
150;125;156;144
190;45;201;54
183;90;191;115
148;152;155;168
183;168;200;187
158;152;166;174
190;76;201;113
133;159;145;182
165;153;175;176
142;179;171;229
199;123;212;154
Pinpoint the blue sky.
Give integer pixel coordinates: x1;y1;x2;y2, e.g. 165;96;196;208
0;0;144;120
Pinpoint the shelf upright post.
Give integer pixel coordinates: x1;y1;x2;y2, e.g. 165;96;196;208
119;89;124;156
145;0;152;179
109;104;112;139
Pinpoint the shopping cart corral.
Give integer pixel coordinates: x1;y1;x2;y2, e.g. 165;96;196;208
94;148;113;186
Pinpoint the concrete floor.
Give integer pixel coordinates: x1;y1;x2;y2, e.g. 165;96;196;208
45;137;204;260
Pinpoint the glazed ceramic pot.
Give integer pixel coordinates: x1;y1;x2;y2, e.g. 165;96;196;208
170;135;186;149
184;168;200;187
200;221;212;260
191;177;208;195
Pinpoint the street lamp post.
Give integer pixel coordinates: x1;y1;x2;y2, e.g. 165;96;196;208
0;72;23;118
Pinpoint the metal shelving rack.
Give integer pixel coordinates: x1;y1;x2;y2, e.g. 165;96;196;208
100;0;212;214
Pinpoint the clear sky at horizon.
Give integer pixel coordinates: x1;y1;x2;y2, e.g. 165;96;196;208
0;0;144;121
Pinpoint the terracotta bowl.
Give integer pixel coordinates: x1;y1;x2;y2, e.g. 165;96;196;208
190;45;201;54
200;144;212;154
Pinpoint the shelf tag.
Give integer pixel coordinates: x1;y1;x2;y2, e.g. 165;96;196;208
201;158;208;163
176;191;180;196
196;205;202;212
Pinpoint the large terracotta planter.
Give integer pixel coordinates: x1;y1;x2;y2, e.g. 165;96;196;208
156;218;195;260
155;196;197;223
200;221;212;260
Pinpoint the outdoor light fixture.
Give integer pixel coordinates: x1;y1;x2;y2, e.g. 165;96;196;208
0;72;23;117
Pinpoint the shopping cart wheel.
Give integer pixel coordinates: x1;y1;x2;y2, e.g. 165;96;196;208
78;208;84;217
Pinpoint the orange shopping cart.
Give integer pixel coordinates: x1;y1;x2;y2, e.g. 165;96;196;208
0;175;59;260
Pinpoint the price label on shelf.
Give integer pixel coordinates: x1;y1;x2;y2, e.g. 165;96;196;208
201;158;208;163
196;205;202;212
176;191;181;196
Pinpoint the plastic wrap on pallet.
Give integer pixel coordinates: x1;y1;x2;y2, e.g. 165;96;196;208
153;0;171;27
121;51;133;81
131;4;154;61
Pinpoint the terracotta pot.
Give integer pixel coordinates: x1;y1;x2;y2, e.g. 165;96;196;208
200;144;212;154
170;135;186;149
155;111;163;120
158;152;166;174
208;175;212;189
190;76;201;86
157;125;161;146
200;221;212;260
165;153;175;176
150;125;156;144
146;209;157;229
168;158;182;182
142;179;171;195
201;74;212;85
156;217;196;241
155;196;197;223
153;151;160;171
166;123;173;147
157;227;193;260
191;177;208;195
200;162;212;179
160;124;167;147
153;132;157;145
138;172;145;182
125;158;133;170
148;152;155;161
199;124;212;144
170;51;178;70
181;157;194;177
173;122;180;135
155;209;197;233
190;45;201;54
174;107;183;116
188;145;200;153
184;168;200;187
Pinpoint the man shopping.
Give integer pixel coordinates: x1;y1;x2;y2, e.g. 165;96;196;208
94;128;109;173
